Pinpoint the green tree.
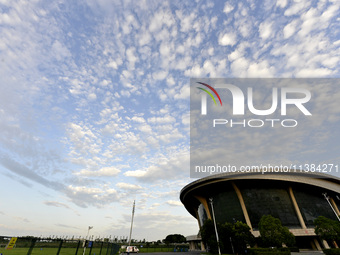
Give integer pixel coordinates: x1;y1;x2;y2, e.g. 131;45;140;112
258;215;295;247
314;216;340;243
163;234;186;244
201;219;255;254
219;222;234;253
200;219;219;254
232;221;256;253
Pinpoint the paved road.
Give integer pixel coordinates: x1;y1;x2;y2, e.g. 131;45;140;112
292;252;324;255
138;251;324;255
139;252;202;255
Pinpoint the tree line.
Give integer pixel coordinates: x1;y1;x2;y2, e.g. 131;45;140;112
200;215;340;254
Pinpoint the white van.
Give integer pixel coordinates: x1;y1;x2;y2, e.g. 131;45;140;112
126;246;139;253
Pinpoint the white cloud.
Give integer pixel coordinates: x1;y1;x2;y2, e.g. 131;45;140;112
138;123;152;134
218;32;237;46
116;182;143;190
247;60;275;77
176;10;197;33
284;0;310;16
184;64;203;77
148;9;174;33
107;60;119;69
88;93;97;101
139;30;151;46
51;40;71;61
124;170;147;178
126;47;138;69
166;200;182;206
283;19;299;39
259;21;272;41
321;4;339;22
67;123;102;158
295;68;333;77
152;70;168;80
124;149;189;182
75;167;121;177
65;184;119;208
230;57;250;76
174;84;190;100
276;0;287;8
44;201;70;209
131;116;145;123
148;115;176;124
223;2;234;14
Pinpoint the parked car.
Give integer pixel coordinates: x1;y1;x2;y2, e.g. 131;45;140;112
126;246;139;253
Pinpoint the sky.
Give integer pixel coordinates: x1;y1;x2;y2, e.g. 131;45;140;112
0;0;339;242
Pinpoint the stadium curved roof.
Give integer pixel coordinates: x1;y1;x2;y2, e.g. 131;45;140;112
180;171;340;218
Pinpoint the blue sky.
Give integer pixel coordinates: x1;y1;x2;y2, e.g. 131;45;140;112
0;0;339;241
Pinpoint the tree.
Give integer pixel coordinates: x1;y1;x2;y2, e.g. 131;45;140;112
200;219;219;254
200;219;255;254
163;234;186;244
314;216;340;244
232;221;256;253
258;215;295;247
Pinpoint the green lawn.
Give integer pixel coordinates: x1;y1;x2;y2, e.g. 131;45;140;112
0;247;109;255
138;247;175;253
0;246;189;255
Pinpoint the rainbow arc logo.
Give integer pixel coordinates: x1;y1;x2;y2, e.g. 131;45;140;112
196;82;222;106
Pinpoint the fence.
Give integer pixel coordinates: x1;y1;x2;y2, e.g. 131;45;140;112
0;236;120;255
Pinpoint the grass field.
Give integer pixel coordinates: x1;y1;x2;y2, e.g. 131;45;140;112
0;247;111;255
0;247;188;255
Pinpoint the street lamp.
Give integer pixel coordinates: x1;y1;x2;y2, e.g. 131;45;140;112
209;198;221;255
83;226;93;255
323;193;340;221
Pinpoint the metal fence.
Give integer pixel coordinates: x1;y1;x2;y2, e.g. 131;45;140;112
0;236;120;255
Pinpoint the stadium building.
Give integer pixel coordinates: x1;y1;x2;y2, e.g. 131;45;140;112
180;171;340;250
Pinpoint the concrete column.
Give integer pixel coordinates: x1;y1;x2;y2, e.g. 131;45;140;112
288;187;307;229
323;240;330;249
231;182;253;230
310;241;316;250
201;241;206;251
313;238;322;251
195;210;201;228
330;197;340;216
194;196;212;220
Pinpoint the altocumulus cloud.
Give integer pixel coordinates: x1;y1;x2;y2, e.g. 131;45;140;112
75;167;121;177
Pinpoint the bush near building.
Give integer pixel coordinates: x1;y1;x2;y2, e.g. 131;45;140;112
201;215;298;254
314;216;340;245
246;247;291;255
323;249;340;255
200;219;255;254
258;215;295;248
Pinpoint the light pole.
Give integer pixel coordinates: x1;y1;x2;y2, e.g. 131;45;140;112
209;198;221;255
323;193;340;221
83;226;93;255
128;200;135;246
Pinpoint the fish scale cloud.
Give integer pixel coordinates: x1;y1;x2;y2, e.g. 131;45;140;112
0;0;339;216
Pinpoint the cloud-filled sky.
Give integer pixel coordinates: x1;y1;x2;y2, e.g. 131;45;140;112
0;0;339;241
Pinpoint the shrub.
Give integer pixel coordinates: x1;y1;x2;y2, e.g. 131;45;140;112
287;247;299;252
258;215;295;247
323;248;340;255
247;247;290;255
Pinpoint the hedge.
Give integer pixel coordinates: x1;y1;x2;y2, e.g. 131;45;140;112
323;249;340;255
247;248;290;255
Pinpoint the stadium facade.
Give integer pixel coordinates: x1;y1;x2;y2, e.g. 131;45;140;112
180;171;340;250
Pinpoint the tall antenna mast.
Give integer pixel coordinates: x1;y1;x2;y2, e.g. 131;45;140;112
128;200;135;246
